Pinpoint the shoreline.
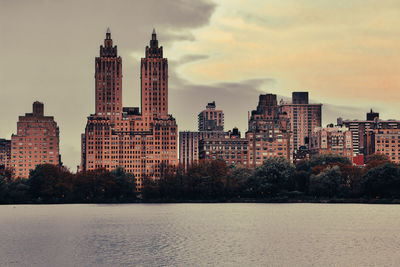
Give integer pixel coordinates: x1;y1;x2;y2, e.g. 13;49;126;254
2;198;400;205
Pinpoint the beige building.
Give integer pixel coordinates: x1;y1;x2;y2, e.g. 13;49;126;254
310;125;353;160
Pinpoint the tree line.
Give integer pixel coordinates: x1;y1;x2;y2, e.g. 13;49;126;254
1;153;400;204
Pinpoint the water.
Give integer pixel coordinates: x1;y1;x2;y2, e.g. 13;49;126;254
0;204;399;266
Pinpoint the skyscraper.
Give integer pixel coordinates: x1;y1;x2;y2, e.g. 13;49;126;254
81;29;177;189
11;102;60;178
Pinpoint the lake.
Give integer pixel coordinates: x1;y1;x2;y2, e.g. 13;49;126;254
0;204;399;266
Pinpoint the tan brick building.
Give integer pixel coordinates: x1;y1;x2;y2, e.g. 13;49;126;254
11;102;60;178
365;128;400;164
309;125;353;160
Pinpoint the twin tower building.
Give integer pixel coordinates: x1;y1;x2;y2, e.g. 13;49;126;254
79;29;177;188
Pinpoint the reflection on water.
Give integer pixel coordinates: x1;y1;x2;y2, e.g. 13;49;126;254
0;204;399;266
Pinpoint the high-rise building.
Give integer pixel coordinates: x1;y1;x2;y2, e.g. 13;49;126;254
198;101;224;131
81;29;178;189
337;109;400;156
246;94;293;167
0;139;11;169
280;92;322;152
11;102;60;178
309;124;353;160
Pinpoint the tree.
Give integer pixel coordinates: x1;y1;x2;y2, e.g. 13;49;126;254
366;153;390;164
73;169;119;202
246;158;295;197
309;166;342;198
361;163;400;198
228;165;254;197
28;164;73;202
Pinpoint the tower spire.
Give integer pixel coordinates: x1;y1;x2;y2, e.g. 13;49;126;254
106;27;111;39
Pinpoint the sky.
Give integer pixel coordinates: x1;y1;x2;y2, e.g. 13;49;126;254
1;0;399;170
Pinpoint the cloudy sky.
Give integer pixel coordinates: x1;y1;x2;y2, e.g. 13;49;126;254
1;0;399;170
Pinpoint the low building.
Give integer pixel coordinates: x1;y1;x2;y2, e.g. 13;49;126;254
199;128;248;166
179;131;226;171
310;125;353;160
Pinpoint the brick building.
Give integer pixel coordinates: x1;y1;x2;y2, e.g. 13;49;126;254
198;101;224;131
364;128;400;164
280;92;322;153
11;102;60;178
246;94;293;167
80;29;177;189
0;139;11;169
179;131;226;171
199;128;248;166
309;125;353;160
338;110;400;156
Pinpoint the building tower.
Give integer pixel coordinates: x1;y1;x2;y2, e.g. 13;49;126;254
141;29;168;120
95;28;123;124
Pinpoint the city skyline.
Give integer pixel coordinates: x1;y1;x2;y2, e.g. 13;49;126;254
1;0;399;170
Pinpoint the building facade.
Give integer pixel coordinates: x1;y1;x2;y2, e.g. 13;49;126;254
179;131;226;171
11;102;60;178
246;94;293;167
309;125;353;160
198;101;224;132
365;128;400;164
280;92;322;152
80;29;178;189
0;139;11;169
338;109;400;156
199;128;248;166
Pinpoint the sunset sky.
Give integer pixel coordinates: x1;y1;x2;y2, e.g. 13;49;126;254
1;0;399;170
